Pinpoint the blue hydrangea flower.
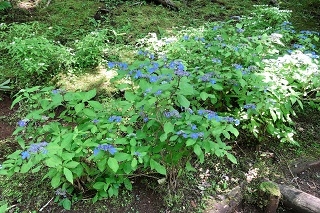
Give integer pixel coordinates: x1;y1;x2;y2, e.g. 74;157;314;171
244;104;256;109
94;144;117;155
109;116;122;123
108;62;116;68
154;90;162;96
52;89;60;94
234;119;240;126
164;109;181;118
236;28;244;33
212;58;221;63
183;35;189;40
190;132;199;139
233;64;243;70
174;69;190;77
134;151;141;157
149;75;158;83
18;119;28;127
191;124;197;130
92;119;99;124
21;151;30;159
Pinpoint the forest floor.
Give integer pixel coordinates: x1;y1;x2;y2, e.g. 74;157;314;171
0;0;320;212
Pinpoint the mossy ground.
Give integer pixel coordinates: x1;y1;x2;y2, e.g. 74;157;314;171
0;0;319;212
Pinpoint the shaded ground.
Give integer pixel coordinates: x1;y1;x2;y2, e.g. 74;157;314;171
0;95;15;140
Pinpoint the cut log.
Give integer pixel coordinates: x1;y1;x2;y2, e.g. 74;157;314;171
278;184;320;213
259;182;280;213
150;0;179;11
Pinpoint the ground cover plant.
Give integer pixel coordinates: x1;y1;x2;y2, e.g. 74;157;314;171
0;0;319;212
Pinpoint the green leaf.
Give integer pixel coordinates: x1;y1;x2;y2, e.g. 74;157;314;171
0;203;8;213
200;92;209;101
64;161;79;169
226;153;237;164
164;122;174;134
63;168;73;184
186;139;196;146
74;102;84;114
177;94;190;108
212;84;223;91
51;172;61;188
159;133;167;142
88;101;103;110
125;91;136;101
185;161;197;172
226;124;239;137
93;182;105;190
131;158;137;168
150;159;166;175
83;108;96;117
179;80;194;95
108;157;119;173
20;161;33;173
62;198;71;210
83;89;96;102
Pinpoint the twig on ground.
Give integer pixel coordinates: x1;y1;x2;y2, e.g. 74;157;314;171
39;197;54;212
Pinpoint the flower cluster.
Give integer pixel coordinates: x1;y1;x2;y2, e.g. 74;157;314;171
176;130;204;139
18;119;29;127
164;109;181;118
199;72;217;84
109;115;122;123
243;103;257;109
107;61;128;70
21;141;48;159
93;144;117;155
197;109;240;125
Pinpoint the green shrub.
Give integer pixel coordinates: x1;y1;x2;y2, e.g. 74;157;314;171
0;6;319;209
4;36;73;88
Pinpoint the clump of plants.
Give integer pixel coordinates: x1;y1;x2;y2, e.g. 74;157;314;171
0;5;319;210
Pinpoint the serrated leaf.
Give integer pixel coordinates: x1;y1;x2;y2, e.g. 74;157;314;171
74;102;84;114
88;101;103;110
108;157;119;173
51;173;61;188
63;168;73;184
177;94;190;108
64;161;79;169
83;108;96;117
186;139;196;146
125;91;136;101
160;133;167;142
62;198;71;210
226;153;237;164
164;122;174;134
83;89;96;102
200;92;209;101
150;159;166;175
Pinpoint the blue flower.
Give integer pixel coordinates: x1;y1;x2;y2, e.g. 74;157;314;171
109;116;122;123
212;25;221;31
236;28;244;33
244;104;256;109
149;75;158;83
18;119;28;127
143;117;149;122
94;144;117;155
164;109;181;118
174;69;190;77
191;124;197;130
212;58;221;63
176;130;184;135
134;70;143;79
92;119;99;124
293;44;304;49
183;35;189;40
234;119;240;126
154;90;162;96
108;62;116;68
210;79;216;85
21;151;30;159
182;133;189;138
118;62;128;70
233;64;243;70
52;89;60;94
190;133;199;139
134;151;141;157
